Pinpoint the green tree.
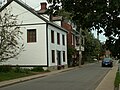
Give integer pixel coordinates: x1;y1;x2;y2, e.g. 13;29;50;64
48;0;120;43
82;29;101;62
0;9;24;62
67;46;76;66
62;0;120;55
62;0;120;37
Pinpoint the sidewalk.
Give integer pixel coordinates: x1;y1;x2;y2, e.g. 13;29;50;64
95;60;119;90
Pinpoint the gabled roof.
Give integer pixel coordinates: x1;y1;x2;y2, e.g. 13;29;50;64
0;0;67;32
0;0;48;22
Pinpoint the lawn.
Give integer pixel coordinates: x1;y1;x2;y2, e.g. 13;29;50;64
0;71;34;82
0;66;49;82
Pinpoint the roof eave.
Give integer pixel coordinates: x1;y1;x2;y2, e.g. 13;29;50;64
48;22;68;33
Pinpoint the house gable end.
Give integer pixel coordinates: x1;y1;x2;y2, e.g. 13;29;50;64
0;0;48;23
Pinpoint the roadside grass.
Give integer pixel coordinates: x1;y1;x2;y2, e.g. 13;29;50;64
114;71;120;87
0;71;34;82
0;66;50;82
114;60;120;88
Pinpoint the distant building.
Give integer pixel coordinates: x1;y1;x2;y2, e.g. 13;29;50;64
62;20;85;66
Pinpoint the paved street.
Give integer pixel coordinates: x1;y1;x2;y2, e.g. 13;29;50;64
0;63;111;90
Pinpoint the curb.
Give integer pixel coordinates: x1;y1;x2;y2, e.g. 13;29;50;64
0;63;96;88
95;61;119;90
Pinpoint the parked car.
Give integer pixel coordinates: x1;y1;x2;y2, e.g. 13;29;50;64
101;57;113;67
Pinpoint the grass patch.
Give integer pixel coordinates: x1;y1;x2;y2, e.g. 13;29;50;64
0;71;34;82
114;71;120;87
0;66;50;82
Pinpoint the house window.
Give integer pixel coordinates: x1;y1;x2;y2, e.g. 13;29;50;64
51;30;54;43
62;35;65;45
52;50;55;63
27;29;36;43
57;33;60;45
63;51;65;62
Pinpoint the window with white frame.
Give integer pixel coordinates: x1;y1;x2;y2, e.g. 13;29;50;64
63;51;65;62
57;33;60;45
51;50;55;63
62;35;65;45
51;30;54;43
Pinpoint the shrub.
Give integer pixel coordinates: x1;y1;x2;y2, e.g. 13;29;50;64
0;65;12;72
14;65;22;73
31;67;44;72
14;66;31;74
44;69;50;72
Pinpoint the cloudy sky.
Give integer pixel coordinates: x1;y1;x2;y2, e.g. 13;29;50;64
92;30;107;42
22;0;48;10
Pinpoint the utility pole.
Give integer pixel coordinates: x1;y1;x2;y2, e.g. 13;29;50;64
79;27;82;68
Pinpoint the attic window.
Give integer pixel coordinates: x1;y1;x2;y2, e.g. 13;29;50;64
27;29;36;43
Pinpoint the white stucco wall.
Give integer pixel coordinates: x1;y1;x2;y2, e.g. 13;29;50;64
0;1;68;67
48;25;67;67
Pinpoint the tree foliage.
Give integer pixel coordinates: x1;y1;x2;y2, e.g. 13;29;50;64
0;9;24;62
82;29;101;62
47;0;120;57
62;0;120;38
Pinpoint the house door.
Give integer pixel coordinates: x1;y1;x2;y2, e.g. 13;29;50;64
57;51;61;66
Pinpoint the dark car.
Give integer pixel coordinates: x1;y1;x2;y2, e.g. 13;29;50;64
101;58;113;67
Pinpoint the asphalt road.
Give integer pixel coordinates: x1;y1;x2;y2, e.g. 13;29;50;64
0;63;111;90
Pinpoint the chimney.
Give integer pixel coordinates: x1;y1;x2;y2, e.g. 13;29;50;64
40;2;47;10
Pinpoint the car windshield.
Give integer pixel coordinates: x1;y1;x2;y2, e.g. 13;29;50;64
103;58;112;61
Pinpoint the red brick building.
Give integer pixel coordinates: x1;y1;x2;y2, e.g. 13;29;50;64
62;20;84;66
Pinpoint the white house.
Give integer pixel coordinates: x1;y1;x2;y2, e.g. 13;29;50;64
0;0;68;70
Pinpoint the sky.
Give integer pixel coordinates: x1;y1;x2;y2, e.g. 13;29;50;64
22;0;48;10
92;30;107;42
